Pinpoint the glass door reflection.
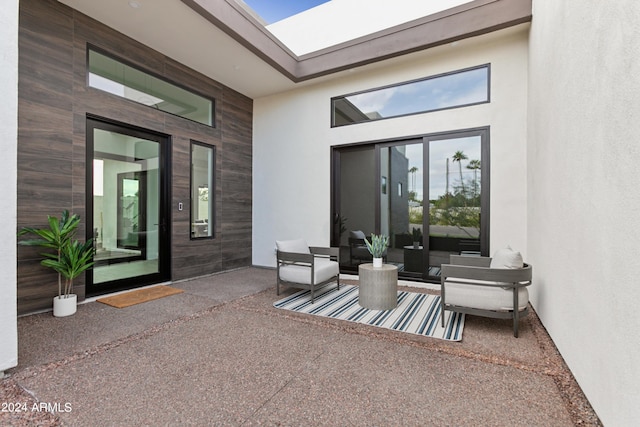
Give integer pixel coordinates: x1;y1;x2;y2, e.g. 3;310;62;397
427;135;482;278
116;172;146;257
332;129;487;282
89;120;168;293
380;143;425;277
336;146;376;270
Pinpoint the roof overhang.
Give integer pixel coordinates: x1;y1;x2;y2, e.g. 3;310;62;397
57;0;531;98
183;0;532;82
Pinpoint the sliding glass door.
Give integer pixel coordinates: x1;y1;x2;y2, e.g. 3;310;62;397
332;129;488;281
425;132;488;279
379;141;425;277
87;118;170;295
333;145;377;269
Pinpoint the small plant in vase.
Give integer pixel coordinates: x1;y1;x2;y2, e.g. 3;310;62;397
365;234;389;268
412;227;422;248
18;210;95;317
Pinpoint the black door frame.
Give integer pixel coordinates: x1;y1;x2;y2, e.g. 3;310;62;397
423;128;490;263
86;116;172;296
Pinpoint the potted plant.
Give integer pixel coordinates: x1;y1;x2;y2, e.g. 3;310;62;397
18;210;94;317
412;227;422;248
365;234;389;268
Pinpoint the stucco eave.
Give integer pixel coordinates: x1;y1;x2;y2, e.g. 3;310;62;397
182;0;532;82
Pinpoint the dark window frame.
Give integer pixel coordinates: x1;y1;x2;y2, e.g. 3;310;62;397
190;140;216;240
330;126;490;282
85;115;172;296
86;45;216;128
331;64;490;127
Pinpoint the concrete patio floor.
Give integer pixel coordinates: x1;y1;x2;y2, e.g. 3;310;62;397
2;267;601;426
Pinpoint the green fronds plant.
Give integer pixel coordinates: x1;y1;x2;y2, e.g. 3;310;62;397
18;210;94;298
365;234;389;258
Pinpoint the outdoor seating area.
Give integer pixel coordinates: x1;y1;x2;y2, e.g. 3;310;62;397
4;0;638;422
1;267;600;426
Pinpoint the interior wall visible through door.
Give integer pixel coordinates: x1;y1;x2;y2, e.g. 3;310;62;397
87;118;170;295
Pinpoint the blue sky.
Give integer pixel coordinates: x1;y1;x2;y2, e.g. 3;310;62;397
243;0;330;24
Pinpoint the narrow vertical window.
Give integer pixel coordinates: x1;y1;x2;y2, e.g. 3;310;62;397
191;142;215;239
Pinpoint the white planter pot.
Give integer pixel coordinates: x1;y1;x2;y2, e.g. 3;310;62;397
53;294;77;317
372;257;383;268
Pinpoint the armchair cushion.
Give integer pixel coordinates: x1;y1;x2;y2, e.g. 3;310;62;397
276;239;310;254
445;280;529;311
489;246;525;288
279;258;339;285
490;246;523;269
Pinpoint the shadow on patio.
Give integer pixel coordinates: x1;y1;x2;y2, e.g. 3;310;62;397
2;267;600;426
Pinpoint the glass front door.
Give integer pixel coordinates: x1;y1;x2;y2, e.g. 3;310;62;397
87;118;170;295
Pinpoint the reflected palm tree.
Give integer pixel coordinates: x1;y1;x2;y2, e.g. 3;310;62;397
408;166;418;196
452;150;468;194
467;159;481;199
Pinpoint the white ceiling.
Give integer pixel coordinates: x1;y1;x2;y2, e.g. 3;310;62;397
57;0;530;100
58;0;300;99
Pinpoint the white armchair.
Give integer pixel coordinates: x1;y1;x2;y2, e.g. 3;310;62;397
276;239;340;303
440;248;533;337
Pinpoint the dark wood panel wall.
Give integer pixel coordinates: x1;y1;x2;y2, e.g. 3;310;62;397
17;0;253;314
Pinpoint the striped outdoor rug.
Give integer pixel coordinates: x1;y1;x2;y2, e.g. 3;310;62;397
273;284;464;341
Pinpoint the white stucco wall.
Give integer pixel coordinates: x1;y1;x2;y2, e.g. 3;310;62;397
0;0;19;374
528;1;640;425
253;26;530;268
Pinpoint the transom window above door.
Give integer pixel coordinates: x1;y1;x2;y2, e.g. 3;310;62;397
87;48;214;127
331;64;490;127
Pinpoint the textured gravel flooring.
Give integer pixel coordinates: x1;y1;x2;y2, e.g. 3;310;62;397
1;267;601;426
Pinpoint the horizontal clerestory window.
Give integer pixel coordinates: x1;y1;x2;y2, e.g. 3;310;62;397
88;48;214;127
331;64;490;127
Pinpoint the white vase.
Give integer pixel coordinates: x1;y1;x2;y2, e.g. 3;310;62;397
372;257;383;268
53;294;77;317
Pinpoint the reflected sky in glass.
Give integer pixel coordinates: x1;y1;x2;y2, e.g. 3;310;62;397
429;136;481;199
397;138;482;202
404;144;424;200
336;66;488;124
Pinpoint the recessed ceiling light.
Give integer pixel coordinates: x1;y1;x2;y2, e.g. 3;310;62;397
129;1;141;8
